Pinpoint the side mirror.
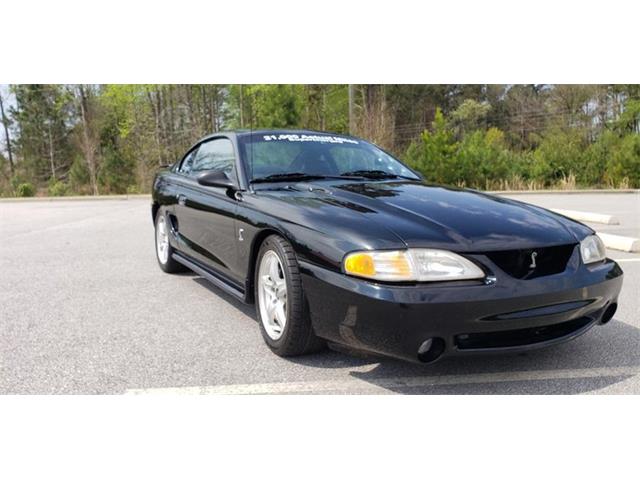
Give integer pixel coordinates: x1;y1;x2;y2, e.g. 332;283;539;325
196;170;235;189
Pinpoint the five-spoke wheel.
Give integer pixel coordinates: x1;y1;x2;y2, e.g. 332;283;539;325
156;214;170;264
154;208;186;273
257;250;288;340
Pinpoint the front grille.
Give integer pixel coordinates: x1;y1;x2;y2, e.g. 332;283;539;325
455;316;593;350
485;244;576;279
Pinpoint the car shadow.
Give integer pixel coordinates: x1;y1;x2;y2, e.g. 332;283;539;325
285;318;640;394
189;274;639;394
190;276;257;318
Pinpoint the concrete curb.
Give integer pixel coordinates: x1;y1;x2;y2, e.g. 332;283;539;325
598;233;640;253
492;189;639;195
551;209;620;225
0;194;151;202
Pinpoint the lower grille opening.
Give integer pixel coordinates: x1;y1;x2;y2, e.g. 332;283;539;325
455;317;593;350
485;244;576;279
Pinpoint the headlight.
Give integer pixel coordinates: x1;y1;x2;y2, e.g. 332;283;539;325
343;249;485;282
580;235;606;264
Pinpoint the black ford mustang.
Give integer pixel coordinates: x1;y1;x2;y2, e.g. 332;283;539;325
151;129;623;363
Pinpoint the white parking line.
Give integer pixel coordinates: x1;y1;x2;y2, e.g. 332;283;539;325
613;258;640;263
126;366;640;395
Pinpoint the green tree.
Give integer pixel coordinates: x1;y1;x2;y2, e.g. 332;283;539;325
3;83;640;196
98;145;136;193
449;99;492;138
10;84;75;185
404;108;458;184
606;133;640;187
228;84;303;129
456;127;510;188
531;128;586;185
300;85;348;133
613;99;640;134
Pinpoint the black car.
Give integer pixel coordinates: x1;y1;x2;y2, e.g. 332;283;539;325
151;130;623;363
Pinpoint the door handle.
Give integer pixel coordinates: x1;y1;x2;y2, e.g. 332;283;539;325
177;194;187;206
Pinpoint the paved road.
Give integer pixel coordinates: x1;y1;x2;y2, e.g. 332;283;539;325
502;192;640;239
1;194;638;394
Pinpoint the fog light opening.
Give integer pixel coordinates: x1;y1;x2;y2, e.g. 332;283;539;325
417;337;445;363
600;303;617;325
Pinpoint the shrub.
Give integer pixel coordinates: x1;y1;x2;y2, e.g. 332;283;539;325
98;146;136;194
582;131;614;187
457;128;511;188
403;108;458;185
403;112;513;189
69;156;91;191
582;131;640;188
531;129;586;186
16;183;35;197
400;108;640;190
607;133;640;188
48;180;69;197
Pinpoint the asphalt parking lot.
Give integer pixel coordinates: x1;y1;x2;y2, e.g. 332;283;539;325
1;192;639;394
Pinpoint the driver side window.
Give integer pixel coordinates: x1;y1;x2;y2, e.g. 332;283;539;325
191;138;237;179
179;149;197;174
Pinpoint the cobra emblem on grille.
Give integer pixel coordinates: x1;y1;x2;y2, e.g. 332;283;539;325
529;251;538;269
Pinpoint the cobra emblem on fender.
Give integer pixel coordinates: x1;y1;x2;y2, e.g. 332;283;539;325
529;251;538;269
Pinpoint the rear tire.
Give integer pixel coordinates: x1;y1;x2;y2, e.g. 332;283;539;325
255;235;325;357
155;207;187;274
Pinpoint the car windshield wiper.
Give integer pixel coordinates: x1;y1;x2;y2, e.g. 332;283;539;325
340;170;418;180
251;172;359;184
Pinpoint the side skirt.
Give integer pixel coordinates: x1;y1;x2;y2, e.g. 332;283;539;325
172;252;248;303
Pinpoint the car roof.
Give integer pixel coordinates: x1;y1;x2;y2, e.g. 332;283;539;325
182;129;364;164
198;129;359;142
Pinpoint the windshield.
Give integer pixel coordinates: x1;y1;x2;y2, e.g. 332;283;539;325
238;132;420;181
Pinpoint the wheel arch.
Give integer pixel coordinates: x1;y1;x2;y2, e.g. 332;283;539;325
151;201;160;223
246;227;292;304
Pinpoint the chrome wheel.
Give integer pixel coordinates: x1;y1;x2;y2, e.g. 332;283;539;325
156;214;169;264
258;250;288;340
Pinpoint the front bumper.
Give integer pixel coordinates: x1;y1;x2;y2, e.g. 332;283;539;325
299;251;623;363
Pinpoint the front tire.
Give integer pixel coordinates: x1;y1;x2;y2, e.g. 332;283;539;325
255;235;325;357
155;208;187;274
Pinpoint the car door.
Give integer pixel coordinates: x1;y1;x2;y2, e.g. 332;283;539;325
173;137;241;285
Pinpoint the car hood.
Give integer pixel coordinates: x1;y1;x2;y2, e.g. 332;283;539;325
305;180;592;251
